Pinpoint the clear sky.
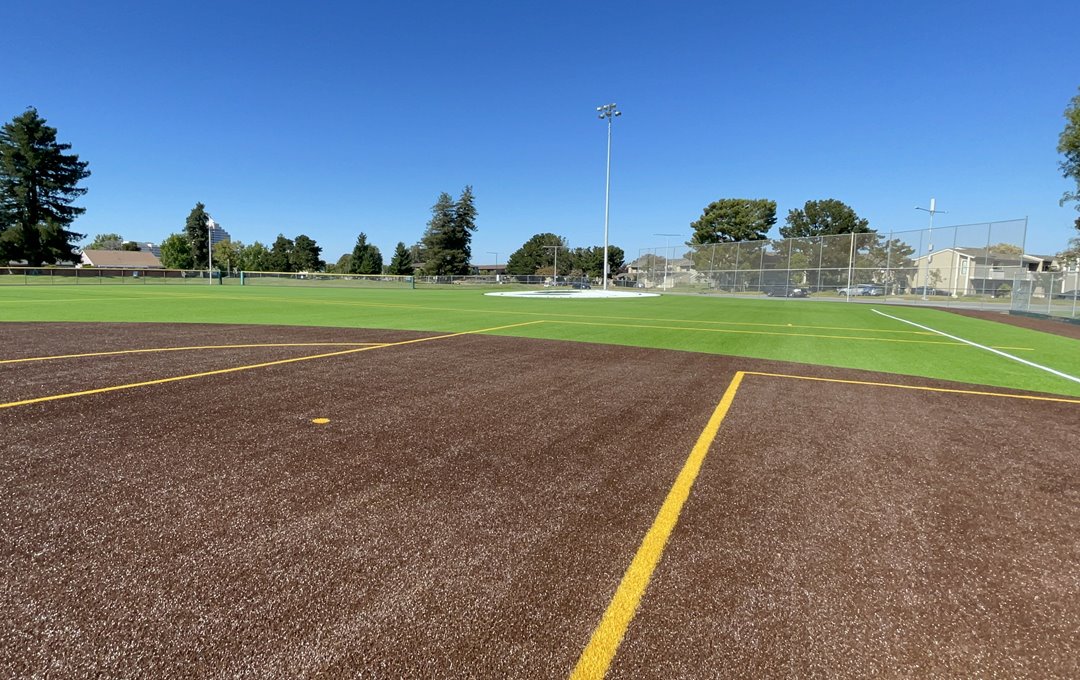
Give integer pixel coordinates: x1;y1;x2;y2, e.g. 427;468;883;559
5;0;1079;264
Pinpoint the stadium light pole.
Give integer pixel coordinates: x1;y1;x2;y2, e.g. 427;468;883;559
597;103;621;290
207;218;213;285
915;198;947;300
654;233;681;290
487;251;499;282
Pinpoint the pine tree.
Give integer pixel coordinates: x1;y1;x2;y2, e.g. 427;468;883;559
419;187;478;276
420;192;456;276
387;241;414;275
184;203;210;269
349;232;383;275
0;108;90;264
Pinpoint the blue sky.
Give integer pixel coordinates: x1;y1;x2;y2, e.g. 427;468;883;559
5;0;1079;264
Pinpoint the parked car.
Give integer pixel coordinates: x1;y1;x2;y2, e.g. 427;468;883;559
765;286;808;298
570;281;591;290
910;286;949;296
1053;289;1080;300
837;284;882;296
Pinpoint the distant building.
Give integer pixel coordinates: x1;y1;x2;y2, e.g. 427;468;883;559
911;247;1057;296
80;250;163;269
137;242;162;258
208;218;231;247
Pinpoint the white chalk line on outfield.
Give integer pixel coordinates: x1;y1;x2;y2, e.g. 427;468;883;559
871;309;1080;386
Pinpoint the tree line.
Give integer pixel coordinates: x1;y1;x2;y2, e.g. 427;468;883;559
5;95;1080;272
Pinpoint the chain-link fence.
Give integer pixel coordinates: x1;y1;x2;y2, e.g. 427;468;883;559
1011;271;1080;319
626;219;1074;312
0;266;223;284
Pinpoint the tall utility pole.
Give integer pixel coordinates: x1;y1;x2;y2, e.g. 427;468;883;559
915;198;947;299
597;103;621;290
207;217;214;285
542;244;562;285
487;251;499;281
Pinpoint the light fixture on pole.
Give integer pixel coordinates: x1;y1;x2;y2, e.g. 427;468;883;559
915;198;947;300
654;233;681;290
542;244;562;285
597;103;621;290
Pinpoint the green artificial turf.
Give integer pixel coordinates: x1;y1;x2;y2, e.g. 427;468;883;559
1;283;1078;397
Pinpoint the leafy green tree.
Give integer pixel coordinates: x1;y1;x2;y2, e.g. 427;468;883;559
184;202;211;269
387;241;414;275
238;241;270;271
327;253;351;273
1059;86;1080;230
120;241;141;251
267;235;294;272
89;233;124;250
689;198;775;244
159;233;195;269
212;239;243;274
349;232;383;274
779;199;871;238
569;245;625;278
0;108;90;264
988;242;1023;256
506;233;567;275
290;234;324;272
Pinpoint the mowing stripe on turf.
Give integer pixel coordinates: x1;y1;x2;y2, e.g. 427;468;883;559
872;309;1080;386
0;342;388;365
745;371;1080;404
571;372;745;679
551;319;1035;350
0;321;543;410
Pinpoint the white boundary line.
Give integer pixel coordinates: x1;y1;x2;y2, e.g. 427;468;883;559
871;308;1080;386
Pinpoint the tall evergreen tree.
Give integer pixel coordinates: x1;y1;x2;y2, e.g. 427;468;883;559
349;232;383;274
184;203;211;269
420;192;457;276
387;241;414;275
0;108;90;264
419;187;478;275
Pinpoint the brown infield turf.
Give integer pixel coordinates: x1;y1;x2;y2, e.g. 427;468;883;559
1;322;1078;679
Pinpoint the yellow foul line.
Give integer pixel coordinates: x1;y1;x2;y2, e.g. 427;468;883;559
0;342;389;365
743;371;1080;404
0;321;543;410
570;371;745;679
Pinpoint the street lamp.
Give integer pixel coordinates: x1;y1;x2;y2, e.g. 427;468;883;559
542;244;562;285
654;233;681;290
597;103;621;290
915;198;947;299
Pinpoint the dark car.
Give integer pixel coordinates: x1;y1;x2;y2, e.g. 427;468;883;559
765;286;808;298
1053;289;1080;300
570;281;591;290
910;286;949;296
